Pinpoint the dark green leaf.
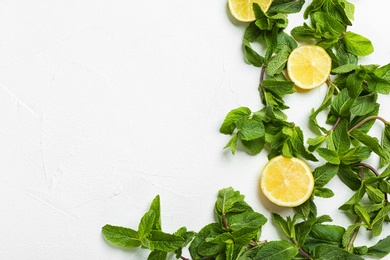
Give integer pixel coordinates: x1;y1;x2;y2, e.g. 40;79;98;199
350;93;378;116
242;240;298;259
243;39;265;67
266;46;290;76
306;224;345;246
314;187;334;198
330;88;354;117
262;80;296;97
228;211;267;231
339;184;365;211
337;164;361;191
268;0;305;14
367;235;390;258
236;118;265;141
189;223;223;259
313;244;363;259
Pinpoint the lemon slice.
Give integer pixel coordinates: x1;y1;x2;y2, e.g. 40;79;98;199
228;0;273;22
260;155;314;207
287;45;332;90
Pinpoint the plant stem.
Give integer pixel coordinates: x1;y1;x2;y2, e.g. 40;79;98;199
330;116;342;132
180;257;190;260
353;162;379;177
292;239;312;259
348;115;389;134
222;213;230;230
260;65;266;94
347;218;361;252
354;163;388;202
327;78;340;93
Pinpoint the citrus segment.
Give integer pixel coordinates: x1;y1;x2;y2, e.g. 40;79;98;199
228;0;273;22
287;45;331;90
260;155;314;207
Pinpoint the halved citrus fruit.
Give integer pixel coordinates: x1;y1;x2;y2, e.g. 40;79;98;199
287;45;331;90
228;0;273;22
260;155;314;207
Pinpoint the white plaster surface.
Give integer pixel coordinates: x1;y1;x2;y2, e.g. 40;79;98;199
1;1;390;259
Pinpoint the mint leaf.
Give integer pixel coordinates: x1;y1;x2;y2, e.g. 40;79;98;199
147;230;185;252
343;31;374;56
314;187;334;198
220;107;251;135
317;148;340;164
147;250;167;260
215;187;252;217
268;0;305;14
242;240;298;259
313;244;363;259
367;235;390;258
266;46;290;76
313;163;339;188
138;210;156;238
244;39;265;67
102;225;141;248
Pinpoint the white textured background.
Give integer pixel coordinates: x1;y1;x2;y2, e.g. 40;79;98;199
1;1;390;259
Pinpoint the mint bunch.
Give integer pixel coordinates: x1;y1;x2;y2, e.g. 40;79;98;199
102;0;390;259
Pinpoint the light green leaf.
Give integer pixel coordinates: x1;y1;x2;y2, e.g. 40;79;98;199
367;235;390;258
102;225;141;248
220;107;251;135
343;31;374;56
317;148;340;164
138;210;156;238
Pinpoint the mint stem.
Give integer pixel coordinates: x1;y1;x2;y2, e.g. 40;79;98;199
347;218;361;252
330;116;342;132
180;257;190;260
348;115;388;134
354;163;388;202
298;247;312;259
222;213;230;230
260;65;266;94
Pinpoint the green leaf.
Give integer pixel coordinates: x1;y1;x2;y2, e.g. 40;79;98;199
306;224;345;246
276;31;298;52
266;46;290;76
244;22;262;42
330;88;354;117
350;129;389;162
350;93;378;116
314;187;334;198
227;211;267;231
342;223;361;248
173;227;196;258
354;204;371;226
224;133;239;154
307;135;326;152
291;23;317;39
189;223;223;259
331;118;351;154
243;39;265;67
313;244;363;259
102;225;141;248
339;184;365;211
332;64;359;74
236;118;265;141
215;187;252;217
312;12;345;39
290;126;317;161
367;235;390;258
241;137;265;154
381;124;390;167
366;185;385;204
148;195;161;231
343;31;374;56
268;0;305;14
340;146;371;165
197;232;232;256
138;210;156;238
262;80;296;97
337;164;361;191
148;230;185;252
220;107;251;135
242;240;298;259
147;250;167;260
371;204;390;236
313;163;339;187
317;148;340;164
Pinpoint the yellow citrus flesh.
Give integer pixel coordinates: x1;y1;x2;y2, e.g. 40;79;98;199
228;0;273;22
260;155;314;207
287;45;332;90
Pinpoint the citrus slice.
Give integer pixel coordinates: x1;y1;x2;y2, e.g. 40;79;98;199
228;0;273;22
287;45;332;90
260;155;314;207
